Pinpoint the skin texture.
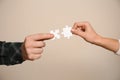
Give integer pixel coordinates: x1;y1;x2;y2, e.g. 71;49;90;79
71;22;119;53
21;33;54;61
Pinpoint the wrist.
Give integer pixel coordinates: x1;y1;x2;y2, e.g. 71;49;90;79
21;44;27;61
92;34;104;46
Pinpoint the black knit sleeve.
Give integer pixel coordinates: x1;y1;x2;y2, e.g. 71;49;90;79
0;41;24;66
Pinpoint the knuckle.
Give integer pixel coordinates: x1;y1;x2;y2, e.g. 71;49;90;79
26;48;43;60
24;37;34;48
25;35;31;41
25;35;34;42
28;54;35;60
42;42;46;47
40;41;46;47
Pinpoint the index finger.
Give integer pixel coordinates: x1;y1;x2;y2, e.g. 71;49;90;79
30;33;54;41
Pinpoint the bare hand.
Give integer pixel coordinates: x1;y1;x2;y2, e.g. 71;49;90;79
71;22;101;44
21;33;54;61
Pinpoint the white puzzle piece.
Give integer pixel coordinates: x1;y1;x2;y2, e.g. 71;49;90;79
50;25;73;40
61;25;72;39
50;29;60;40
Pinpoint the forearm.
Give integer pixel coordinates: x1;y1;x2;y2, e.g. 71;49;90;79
0;41;24;65
94;36;119;53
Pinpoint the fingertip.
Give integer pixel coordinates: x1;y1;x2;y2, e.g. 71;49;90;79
49;33;54;38
71;29;76;33
71;29;75;31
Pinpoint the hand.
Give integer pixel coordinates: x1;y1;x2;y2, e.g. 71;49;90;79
71;22;119;53
71;22;101;44
21;33;54;61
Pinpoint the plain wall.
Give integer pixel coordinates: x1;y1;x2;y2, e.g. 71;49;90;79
0;0;120;80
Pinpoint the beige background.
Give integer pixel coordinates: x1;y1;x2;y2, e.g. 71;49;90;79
0;0;120;80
